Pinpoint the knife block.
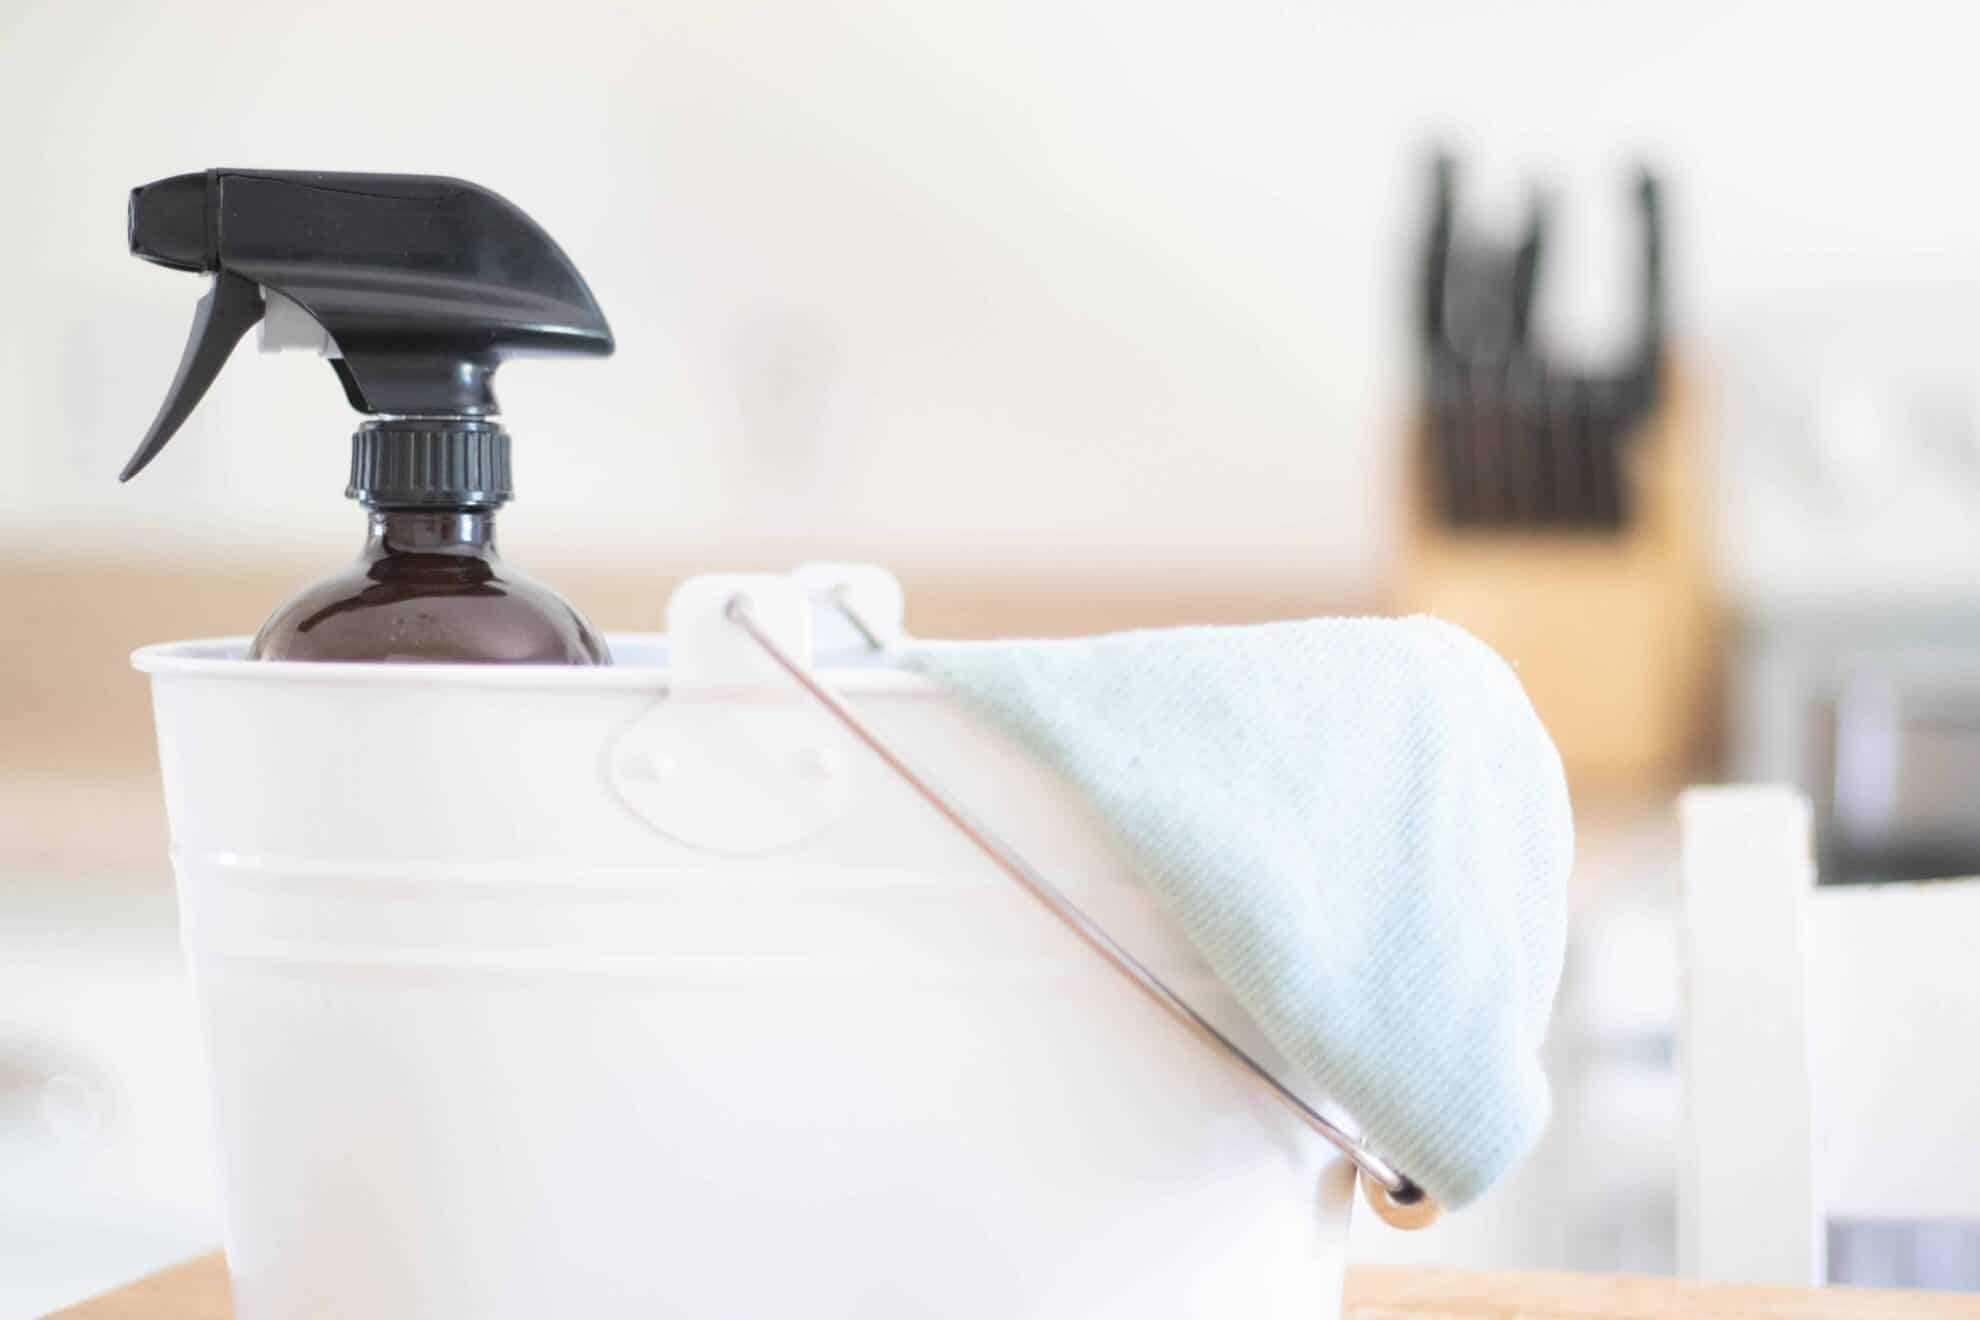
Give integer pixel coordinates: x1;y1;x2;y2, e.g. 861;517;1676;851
1393;369;1718;791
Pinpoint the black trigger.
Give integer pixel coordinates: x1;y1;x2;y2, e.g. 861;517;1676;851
120;270;265;481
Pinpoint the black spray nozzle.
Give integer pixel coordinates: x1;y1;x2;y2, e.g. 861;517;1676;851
122;170;614;482
129;173;212;271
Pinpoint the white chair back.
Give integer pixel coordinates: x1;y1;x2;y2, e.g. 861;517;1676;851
1678;785;1980;1285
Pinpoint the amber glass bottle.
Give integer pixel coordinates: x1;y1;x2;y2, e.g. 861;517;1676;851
249;422;608;665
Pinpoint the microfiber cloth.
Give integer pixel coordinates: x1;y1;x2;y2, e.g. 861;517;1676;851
902;616;1570;1209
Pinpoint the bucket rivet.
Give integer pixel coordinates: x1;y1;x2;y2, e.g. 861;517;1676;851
796;746;841;781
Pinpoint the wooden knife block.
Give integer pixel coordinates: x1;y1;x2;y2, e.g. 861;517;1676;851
1392;371;1718;791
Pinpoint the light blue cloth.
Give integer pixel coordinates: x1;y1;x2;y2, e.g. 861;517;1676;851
903;616;1570;1208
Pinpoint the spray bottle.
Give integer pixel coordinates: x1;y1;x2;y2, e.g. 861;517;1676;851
123;169;613;663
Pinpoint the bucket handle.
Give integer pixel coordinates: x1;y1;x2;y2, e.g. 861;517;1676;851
726;591;1440;1232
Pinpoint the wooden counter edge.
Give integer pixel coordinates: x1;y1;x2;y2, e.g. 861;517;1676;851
46;1256;231;1320
48;1254;1980;1318
1342;1263;1980;1317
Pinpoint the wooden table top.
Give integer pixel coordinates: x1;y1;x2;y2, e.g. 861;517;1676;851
47;1253;1980;1318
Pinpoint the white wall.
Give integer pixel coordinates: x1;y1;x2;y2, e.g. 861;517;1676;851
4;0;1980;592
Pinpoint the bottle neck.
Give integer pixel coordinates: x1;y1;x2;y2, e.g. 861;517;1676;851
362;506;499;558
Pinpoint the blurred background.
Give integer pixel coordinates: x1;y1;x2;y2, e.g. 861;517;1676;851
8;0;1980;1312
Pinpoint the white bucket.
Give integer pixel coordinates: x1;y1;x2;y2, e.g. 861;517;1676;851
135;574;1354;1319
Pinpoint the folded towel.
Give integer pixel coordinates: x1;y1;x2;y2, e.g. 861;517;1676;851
903;616;1570;1208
